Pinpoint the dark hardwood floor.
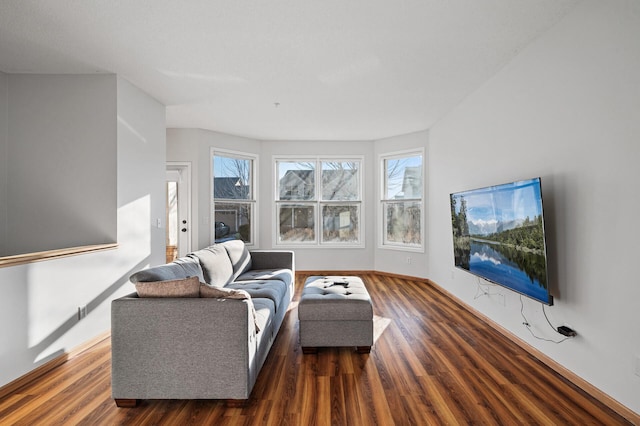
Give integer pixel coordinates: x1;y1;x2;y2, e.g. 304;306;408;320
0;273;632;425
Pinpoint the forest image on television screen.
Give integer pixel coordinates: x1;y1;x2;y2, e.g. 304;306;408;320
450;177;552;305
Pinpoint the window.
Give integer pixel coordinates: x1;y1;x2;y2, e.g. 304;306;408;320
380;150;423;250
275;158;362;246
212;150;256;245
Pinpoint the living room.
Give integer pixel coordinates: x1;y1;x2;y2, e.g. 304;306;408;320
0;0;639;423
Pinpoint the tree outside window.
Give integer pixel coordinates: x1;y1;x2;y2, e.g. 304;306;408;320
276;158;362;246
212;151;256;244
381;152;423;249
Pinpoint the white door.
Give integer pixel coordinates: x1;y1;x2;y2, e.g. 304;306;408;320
166;163;192;260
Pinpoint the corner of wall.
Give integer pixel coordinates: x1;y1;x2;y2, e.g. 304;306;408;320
117;75;166;267
373;130;430;278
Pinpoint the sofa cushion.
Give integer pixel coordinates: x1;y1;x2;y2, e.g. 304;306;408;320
134;276;200;298
236;269;293;287
225;280;287;312
172;256;205;282
251;298;275;338
220;240;252;280
129;263;191;283
191;244;234;287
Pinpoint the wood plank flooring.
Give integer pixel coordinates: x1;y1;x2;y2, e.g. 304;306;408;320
0;273;632;425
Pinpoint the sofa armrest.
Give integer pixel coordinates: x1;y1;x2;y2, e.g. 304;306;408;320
249;250;294;273
111;294;256;400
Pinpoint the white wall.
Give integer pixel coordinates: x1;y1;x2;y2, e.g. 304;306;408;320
0;72;7;256
4;74;117;256
166;128;261;251
428;0;640;413
0;75;165;388
374;130;429;278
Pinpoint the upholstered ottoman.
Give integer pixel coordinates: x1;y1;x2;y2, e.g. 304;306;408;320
298;276;373;354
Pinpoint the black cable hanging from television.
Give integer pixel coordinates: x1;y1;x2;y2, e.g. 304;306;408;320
520;296;573;344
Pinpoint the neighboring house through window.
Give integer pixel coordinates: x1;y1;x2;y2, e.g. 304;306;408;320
275;157;363;247
212;150;256;245
380;150;424;251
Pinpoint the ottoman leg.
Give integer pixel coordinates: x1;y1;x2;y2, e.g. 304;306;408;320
356;346;371;354
115;398;139;408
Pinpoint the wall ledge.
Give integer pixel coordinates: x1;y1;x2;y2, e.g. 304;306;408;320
0;243;118;268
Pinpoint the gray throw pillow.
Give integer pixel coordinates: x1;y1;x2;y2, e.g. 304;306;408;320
129;263;186;283
221;239;252;280
191;244;234;287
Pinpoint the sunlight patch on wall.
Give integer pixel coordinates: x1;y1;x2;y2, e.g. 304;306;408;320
117;194;152;255
118;115;147;144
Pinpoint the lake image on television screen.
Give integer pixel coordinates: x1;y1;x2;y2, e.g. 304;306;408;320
467;240;549;302
450;178;550;303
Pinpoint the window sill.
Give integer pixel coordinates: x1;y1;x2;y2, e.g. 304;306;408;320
275;244;366;249
378;244;425;253
0;243;118;269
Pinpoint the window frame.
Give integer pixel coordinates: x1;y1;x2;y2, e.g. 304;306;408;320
211;148;258;247
274;155;364;248
379;149;425;252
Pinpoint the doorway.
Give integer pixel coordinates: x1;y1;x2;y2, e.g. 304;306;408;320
166;162;192;262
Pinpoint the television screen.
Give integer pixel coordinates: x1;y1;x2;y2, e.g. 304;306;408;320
450;177;552;305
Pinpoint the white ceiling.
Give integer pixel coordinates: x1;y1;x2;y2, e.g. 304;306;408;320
0;0;579;141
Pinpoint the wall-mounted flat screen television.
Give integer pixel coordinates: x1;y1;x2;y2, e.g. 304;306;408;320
450;177;552;305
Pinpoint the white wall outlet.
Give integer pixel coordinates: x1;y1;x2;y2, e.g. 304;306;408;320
156;218;162;228
406;257;412;264
635;356;640;378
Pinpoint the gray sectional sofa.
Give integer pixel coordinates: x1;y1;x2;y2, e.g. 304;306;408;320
111;240;294;407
